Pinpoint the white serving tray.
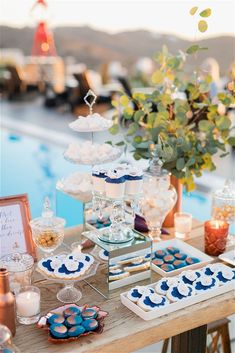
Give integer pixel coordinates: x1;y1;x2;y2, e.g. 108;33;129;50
152;239;213;277
120;268;234;321
219;249;235;266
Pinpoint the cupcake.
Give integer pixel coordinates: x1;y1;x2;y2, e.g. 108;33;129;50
124;167;143;195
105;169;126;199
137;293;169;311
92;168;107;194
194;276;219;293
155;277;179;295
167;282;194;302
180;270;201;285
216;268;235;285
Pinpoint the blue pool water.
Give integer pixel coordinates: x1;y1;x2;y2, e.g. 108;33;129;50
1;129;211;226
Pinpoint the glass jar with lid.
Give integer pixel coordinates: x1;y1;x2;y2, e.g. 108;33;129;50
30;197;66;255
211;179;235;243
0;253;34;294
140;151;177;240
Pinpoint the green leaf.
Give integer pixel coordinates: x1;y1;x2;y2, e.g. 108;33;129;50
123;107;134;119
186;45;208;54
132;92;146;101
116;141;125;146
152;70;164;85
186;157;196;167
199;82;210;93
167;57;181;70
133;135;143;144
228;137;235;147
120;95;129;106
127;122;138;136
111;100;119;108
109;124;119;135
105;140;113;145
190;6;198;15
176;158;185;171
134;110;145;122
200;8;212;17
198;20;208;33
198;120;214;132
215;116;231;130
133;152;142;160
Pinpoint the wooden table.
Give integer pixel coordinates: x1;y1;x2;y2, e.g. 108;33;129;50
14;222;235;353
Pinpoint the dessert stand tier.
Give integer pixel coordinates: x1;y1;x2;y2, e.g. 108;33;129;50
63;148;122;165
37;258;99;303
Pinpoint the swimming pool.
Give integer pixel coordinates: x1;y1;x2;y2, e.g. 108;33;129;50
1;129;212;226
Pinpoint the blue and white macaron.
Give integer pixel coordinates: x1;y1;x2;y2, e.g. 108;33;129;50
68;325;85;337
137;292;169;311
166;282;195;302
50;324;68;338
82;318;98;331
180;270;201;285
194;275;219;293
155;277;179;295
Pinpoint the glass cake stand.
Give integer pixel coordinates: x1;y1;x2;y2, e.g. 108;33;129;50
37;259;99;303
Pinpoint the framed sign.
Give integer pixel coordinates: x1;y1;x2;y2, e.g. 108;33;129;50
0;194;36;260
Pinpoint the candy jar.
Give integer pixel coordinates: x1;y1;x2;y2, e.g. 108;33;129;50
211;179;235;244
0;253;34;294
30;197;65;256
140;156;177;240
0;325;21;353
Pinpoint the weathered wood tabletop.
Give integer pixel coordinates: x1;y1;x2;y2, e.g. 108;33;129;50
14;222;235;353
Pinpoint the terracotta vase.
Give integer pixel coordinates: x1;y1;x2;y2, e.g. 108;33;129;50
163;175;182;228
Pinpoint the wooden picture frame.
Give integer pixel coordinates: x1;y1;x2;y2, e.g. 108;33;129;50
0;194;36;260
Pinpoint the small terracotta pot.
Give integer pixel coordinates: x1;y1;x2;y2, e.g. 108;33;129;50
163;175;182;228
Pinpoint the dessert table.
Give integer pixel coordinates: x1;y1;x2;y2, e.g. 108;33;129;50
14;221;235;353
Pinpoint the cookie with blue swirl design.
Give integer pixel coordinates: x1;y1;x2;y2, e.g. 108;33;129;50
137;292;169;311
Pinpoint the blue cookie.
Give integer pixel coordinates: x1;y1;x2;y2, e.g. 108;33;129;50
174;253;187;260
163;255;175;264
48;314;65;325
82;318;98;331
65;315;83;327
186;257;200;265
50;324;68;338
160;264;175;272
82;308;97;320
155;250;167;259
173;260;187;269
68;325;85;337
63;306;81;318
166;246;179;255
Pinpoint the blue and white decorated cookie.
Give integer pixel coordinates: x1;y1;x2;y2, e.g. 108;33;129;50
99;249;109;261
82;318;98;331
109;263;120;271
126;286;149;302
137;293;169;311
202;263;227;276
167;282;195;302
109;268;129;281
166;246;179;255
180;270;201;285
216;268;235;285
68;325;85;337
155;277;179;295
118;256;144;265
124;260;150;272
144;253;151;261
50;323;68;338
174;253;187;261
194;276;219;293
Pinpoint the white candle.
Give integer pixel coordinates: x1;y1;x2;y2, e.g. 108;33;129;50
174;213;192;239
16;291;40;317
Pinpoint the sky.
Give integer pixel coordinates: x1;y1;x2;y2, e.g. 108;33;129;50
0;0;234;40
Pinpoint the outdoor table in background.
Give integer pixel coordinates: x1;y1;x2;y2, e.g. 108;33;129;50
14;221;235;353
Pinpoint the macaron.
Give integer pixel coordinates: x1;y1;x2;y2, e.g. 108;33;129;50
163;255;175;264
82;308;97;320
152;259;164;267
166;246;179;255
186;257;200;265
160;264;175;272
63;306;81;318
173;260;187;269
155;250;167;259
50;324;68;338
82;318;98;331
174;253;187;260
68;325;85;337
48;314;65;325
65;315;83;327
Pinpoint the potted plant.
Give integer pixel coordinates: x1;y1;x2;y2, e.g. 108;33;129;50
109;46;235;225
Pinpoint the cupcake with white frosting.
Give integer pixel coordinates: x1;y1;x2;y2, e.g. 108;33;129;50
105;169;126;199
124;167;143;195
92;167;107;194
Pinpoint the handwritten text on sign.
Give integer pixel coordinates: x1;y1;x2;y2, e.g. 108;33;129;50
0;204;27;257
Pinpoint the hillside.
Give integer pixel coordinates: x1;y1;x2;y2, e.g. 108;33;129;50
0;25;234;73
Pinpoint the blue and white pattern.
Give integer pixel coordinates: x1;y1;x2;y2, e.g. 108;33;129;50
194;276;219;293
137;293;169;311
167;282;195;302
155;277;179;295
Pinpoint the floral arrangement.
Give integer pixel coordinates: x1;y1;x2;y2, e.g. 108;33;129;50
109;41;234;191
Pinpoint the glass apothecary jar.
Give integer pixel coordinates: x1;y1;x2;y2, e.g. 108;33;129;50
211;179;235;241
0;253;34;294
140;157;177;240
30;197;65;255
